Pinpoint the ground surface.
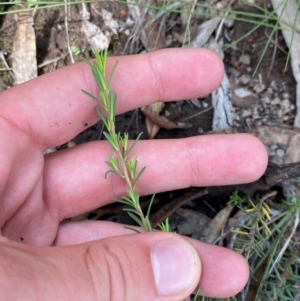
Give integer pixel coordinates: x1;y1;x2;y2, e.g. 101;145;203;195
0;2;299;299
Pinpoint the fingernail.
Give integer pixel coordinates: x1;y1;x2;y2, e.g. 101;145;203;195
151;238;200;296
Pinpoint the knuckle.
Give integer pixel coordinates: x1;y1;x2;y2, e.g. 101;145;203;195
185;142;202;185
84;242;136;301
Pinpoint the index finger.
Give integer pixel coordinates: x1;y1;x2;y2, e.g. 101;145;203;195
0;48;223;148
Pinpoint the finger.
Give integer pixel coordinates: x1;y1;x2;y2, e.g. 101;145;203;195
43;134;268;219
54;220;248;298
0;117;45;230
0;48;223;148
1;232;201;301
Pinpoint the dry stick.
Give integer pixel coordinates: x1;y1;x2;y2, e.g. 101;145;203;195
151;189;208;228
38;56;65;68
64;0;74;64
266;161;300;186
141;105;191;129
181;106;213;122
0;51;15;79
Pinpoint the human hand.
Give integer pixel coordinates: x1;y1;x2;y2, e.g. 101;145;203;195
0;48;268;300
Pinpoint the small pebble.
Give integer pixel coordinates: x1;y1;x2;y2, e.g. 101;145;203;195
253;83;265;94
67;141;76;148
282;93;289;99
202;102;209;108
262;96;270;104
197;127;204;134
239;74;251;85
271;97;281;105
239;54;251;65
44;147;56;154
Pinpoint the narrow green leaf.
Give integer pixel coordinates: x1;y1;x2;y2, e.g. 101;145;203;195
146;193;156;219
91;61;106;93
117;132;121;144
115;199;132;206
95;108;110;130
102;49;108;78
81;89;102;104
123;226;141;234
103;132;119;151
127;189;138;205
108;60;119;87
95;107;106;121
123;208;141;216
126;158;138;179
104;170;122;179
158;218;171;232
122;133;129;152
127;212;144;228
106;155;118;171
109;92;117;122
145;216;152;232
164;218;171;232
116;197;135;207
133;166;146;188
100;90;108;109
82;57;93;69
125;132;143;158
94;50;104;73
122;196;135;204
132;158;138;178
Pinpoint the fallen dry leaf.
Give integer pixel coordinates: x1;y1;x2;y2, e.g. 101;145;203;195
231;83;259;109
200;204;234;244
143;102;164;138
141;104;191;138
12;10;37;85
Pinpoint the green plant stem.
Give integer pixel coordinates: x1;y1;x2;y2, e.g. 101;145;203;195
109;121;148;230
83;49;150;231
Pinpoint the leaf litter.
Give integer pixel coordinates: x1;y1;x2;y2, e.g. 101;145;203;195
1;1;300;299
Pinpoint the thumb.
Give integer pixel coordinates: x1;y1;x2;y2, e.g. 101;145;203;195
0;232;201;301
